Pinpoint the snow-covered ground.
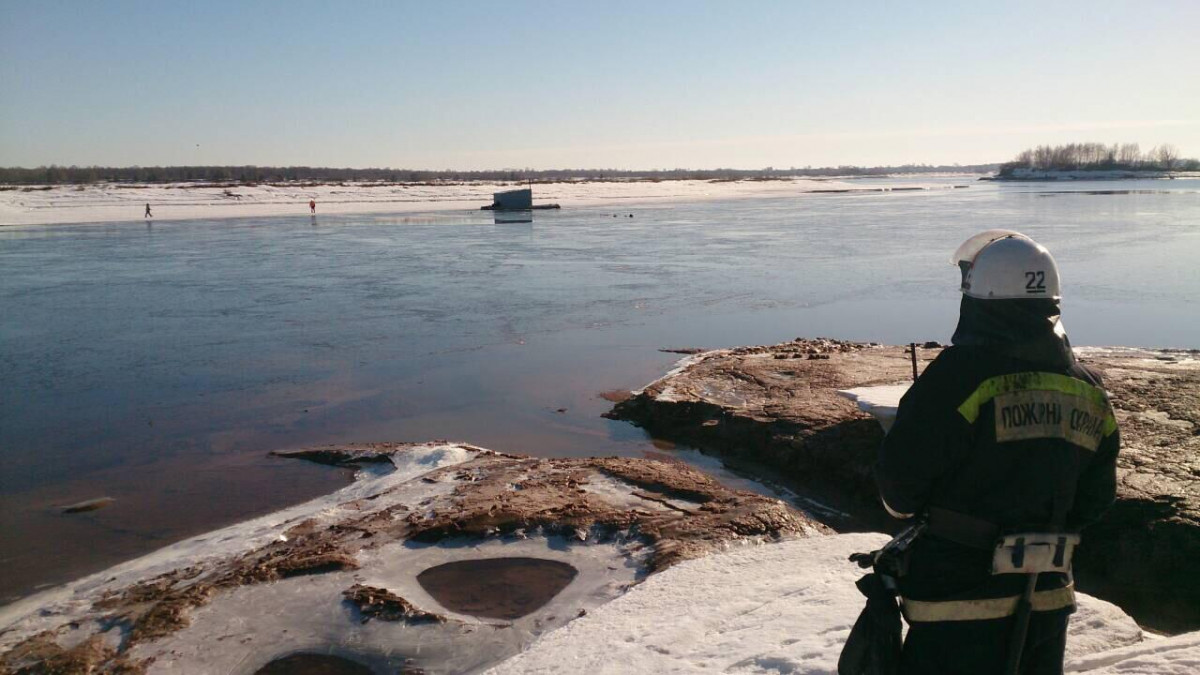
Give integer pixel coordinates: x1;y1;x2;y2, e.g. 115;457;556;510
489;533;1196;675
0;177;962;227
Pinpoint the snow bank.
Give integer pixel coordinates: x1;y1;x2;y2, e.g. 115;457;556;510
488;533;1152;675
836;384;910;432
1065;631;1200;674
0;177;958;227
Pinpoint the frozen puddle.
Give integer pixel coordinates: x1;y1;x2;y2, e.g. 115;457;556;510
256;653;380;674
417;557;579;621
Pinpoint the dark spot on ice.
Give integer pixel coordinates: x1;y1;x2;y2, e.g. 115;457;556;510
416;557;578;620
254;653;383;675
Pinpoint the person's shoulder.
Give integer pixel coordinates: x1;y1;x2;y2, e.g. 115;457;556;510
921;345;980;377
910;345;985;400
892;345;991;420
1068;360;1106;388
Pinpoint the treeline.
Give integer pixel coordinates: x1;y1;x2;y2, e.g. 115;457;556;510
1001;142;1198;174
0;163;999;186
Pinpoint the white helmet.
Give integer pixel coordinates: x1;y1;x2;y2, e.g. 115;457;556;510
952;230;1061;300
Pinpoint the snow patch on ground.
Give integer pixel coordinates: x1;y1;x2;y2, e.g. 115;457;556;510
488;533;1157;675
836;384;910;432
580;472;703;513
1065;631;1200;673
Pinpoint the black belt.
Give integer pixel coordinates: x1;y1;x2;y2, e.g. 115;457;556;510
925;507;1001;550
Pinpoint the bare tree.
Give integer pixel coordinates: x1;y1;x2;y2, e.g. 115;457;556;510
1004;141;1195;173
1155;144;1180;171
1117;143;1141;166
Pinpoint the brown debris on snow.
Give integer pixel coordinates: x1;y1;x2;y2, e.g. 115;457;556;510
0;631;151;674
609;339;1200;632
402;453;821;571
84;535;362;651
343;584;447;624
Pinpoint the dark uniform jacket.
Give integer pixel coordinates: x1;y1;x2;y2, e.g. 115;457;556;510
875;297;1120;606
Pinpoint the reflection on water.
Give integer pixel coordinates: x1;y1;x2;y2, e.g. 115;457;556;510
494;210;534;224
2;176;1198;599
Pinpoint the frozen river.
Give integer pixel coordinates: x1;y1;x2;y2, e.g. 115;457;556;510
2;176;1198;600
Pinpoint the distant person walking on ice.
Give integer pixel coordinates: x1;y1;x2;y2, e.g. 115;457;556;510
309;199;316;214
144;203;152;218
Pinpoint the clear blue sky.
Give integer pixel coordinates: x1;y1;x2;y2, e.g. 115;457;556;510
1;0;1197;169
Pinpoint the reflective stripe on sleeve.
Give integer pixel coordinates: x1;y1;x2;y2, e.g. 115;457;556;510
901;584;1076;623
956;372;1117;436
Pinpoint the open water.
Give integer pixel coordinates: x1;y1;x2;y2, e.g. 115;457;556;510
2;176;1198;599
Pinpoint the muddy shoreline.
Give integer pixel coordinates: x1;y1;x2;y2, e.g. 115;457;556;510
609;338;1200;633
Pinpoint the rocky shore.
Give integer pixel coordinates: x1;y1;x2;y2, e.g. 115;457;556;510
609;339;1200;632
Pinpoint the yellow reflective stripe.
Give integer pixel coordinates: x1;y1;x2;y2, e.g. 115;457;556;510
901;584;1076;623
957;372;1116;436
1101;412;1117;437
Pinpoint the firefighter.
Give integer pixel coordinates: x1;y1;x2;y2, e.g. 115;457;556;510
875;230;1121;675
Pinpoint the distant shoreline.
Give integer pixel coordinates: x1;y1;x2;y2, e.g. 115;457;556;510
0;164;1002;187
0;174;982;227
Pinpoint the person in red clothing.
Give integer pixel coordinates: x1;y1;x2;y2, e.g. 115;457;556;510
309;199;316;214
